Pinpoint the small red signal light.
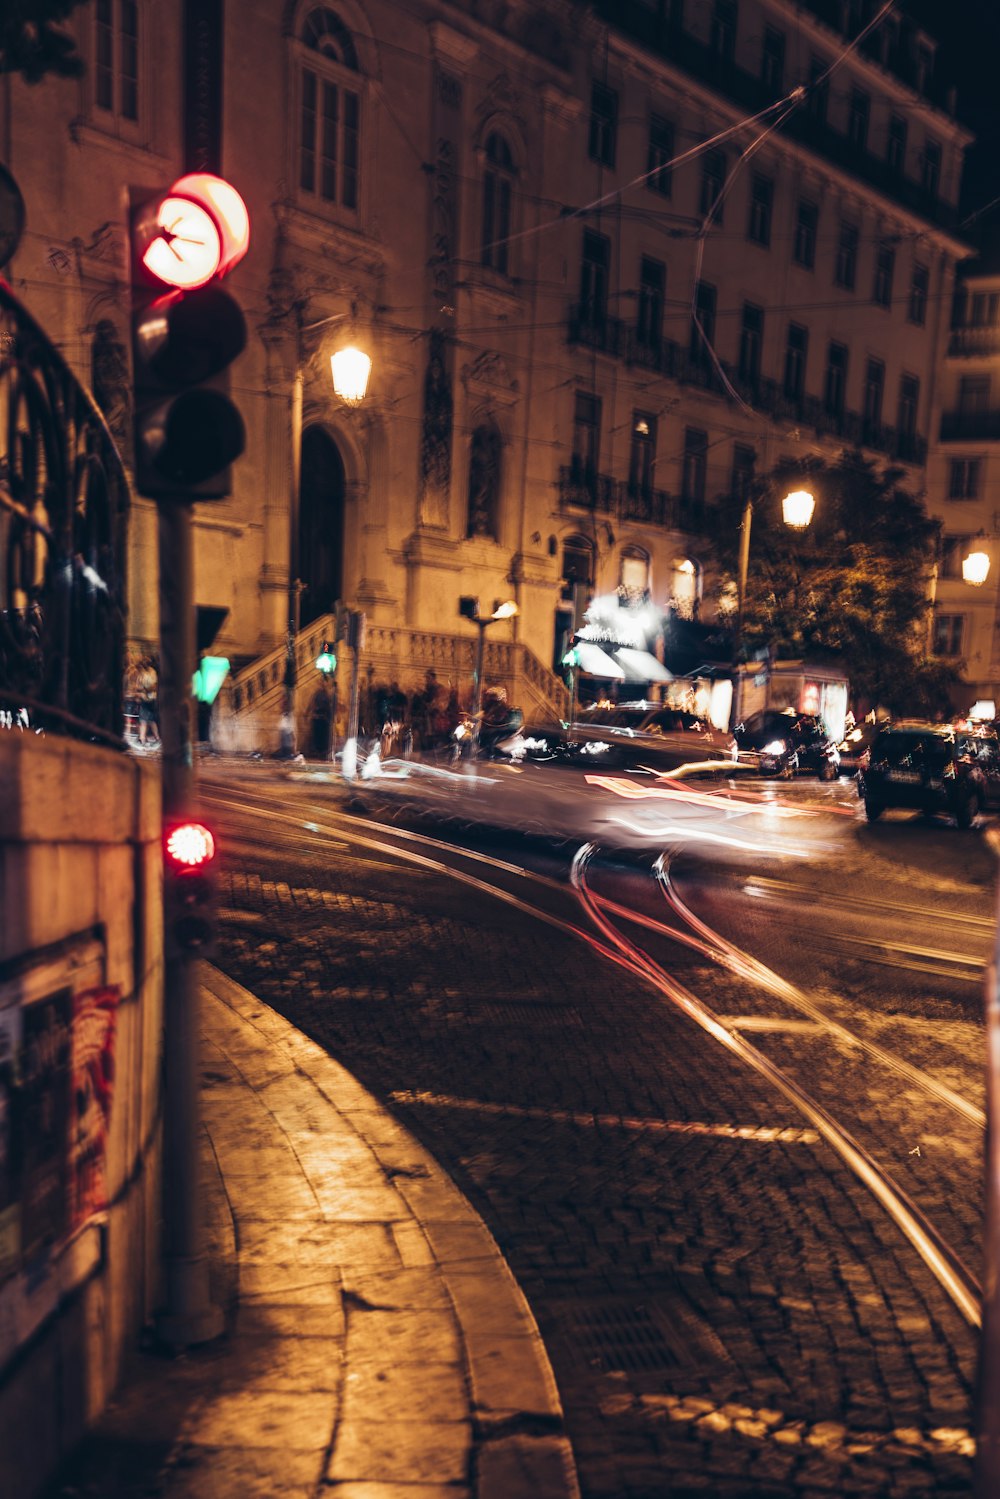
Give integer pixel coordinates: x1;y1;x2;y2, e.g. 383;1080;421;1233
136;174;250;292
165;822;216;869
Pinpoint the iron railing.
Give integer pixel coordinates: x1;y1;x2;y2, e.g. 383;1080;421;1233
0;280;129;745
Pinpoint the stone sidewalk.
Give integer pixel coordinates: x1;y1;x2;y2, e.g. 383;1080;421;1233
47;966;579;1499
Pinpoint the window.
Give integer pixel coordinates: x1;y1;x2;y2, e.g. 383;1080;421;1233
824;341;848;418
299;8;361;211
887;115;907;174
481;133;514;274
589;81;618;168
948;458;980;500
933;614;964;657
572;392;601;479
619;545;650;596
909;263;928;325
747;173;773;247
784;322;808;403
466;424;502;538
835;221;858;290
761;27;785;93
848;89;870;152
738;303;764;385
970;293;1000;327
863;358;885;440
807;56;828;124
579;231;610;327
897;373;920;451
959;375;990;415
628;412;657;494
690;281;717;365
711;0;736;61
794;200;817;269
682;428;708;510
647;115;674;196
637;257;665;349
873;242;895;308
699;149;726;222
916;41;935;94
939;536;974;580
921;138;941;197
95;0;138;123
731;443;756;502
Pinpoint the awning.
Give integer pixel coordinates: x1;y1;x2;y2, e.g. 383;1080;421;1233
574;640;626;678
613;647;672;683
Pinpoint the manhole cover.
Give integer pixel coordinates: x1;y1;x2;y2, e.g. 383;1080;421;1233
554;1296;727;1374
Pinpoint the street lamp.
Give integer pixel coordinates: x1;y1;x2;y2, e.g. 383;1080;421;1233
462;597;519;752
280;311;371;757
964;548;991;586
733;484;815;727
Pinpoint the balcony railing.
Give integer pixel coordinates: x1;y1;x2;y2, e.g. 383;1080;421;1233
940;410;1000;442
569;308;927;466
0;282;129;745
948;327;1000;358
558;465;704;533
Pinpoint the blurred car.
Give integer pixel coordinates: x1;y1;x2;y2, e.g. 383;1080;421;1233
835;719;888;775
733;709;840;780
858;721;1000;827
499;700;749;777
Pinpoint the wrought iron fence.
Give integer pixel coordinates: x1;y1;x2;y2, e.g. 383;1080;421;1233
0;280;129;746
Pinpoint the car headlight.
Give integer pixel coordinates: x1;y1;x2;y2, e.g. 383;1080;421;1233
763;739;787;756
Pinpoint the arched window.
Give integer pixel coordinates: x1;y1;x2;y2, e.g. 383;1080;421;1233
619;545;650;599
481;133;515;275
466;424;502;538
299;7;360;211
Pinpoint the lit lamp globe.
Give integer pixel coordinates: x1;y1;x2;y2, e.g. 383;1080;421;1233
782;489;815;530
330;345;372;405
963;549;990;586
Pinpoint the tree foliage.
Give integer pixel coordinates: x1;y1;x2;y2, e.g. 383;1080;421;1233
1;2;88;84
711;450;960;714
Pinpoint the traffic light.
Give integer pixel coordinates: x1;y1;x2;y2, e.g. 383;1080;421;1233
130;173;251;501
163;820;218;957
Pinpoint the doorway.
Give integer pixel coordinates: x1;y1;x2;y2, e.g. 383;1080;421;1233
298;425;346;628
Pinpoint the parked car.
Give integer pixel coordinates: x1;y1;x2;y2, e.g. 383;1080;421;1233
836;719;889;775
733;709;840;780
499;701;749;776
858;721;1000;827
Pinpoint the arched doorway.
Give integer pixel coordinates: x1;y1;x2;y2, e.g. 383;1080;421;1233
298;425;346;628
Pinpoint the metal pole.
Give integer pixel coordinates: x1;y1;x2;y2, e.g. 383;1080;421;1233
342;612;365;779
976;829;1000;1494
732;495;753;730
155;500;223;1349
279;361;304;757
471;617;487;754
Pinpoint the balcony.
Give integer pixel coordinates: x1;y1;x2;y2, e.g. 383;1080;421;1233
940;410;1000;442
948;327;1000;357
557;465;703;533
589;0;962;233
567;305;626;358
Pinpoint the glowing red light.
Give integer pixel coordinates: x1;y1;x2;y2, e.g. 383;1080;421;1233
138;174;250;291
165;822;216;868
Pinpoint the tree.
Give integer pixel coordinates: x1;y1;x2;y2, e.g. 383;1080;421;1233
711;450;960;714
1;2;88;84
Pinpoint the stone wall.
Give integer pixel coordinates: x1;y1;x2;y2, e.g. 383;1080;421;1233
0;734;162;1499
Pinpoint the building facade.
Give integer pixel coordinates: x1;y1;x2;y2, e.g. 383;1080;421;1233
1;0;973;727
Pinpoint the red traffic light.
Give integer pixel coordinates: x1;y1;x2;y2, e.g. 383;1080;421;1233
164;822;216;870
135;173;250;291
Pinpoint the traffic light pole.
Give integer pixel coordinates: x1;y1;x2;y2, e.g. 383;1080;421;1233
156;500;224;1350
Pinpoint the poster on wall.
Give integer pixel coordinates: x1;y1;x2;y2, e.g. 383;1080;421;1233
20;987;73;1260
0;1006;20;1281
69;987;119;1232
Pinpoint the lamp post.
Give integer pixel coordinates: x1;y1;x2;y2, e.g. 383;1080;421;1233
732;486;815;729
280;316;371;758
469;599;519;753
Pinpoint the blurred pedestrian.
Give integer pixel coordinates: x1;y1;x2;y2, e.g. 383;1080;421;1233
136;655;159;747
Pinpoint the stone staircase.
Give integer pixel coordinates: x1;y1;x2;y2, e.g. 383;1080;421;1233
213;612;570;755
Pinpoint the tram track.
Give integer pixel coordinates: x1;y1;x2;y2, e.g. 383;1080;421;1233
201;778;986;1331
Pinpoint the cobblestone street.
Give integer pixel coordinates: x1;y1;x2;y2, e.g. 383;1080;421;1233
213;814;978;1499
